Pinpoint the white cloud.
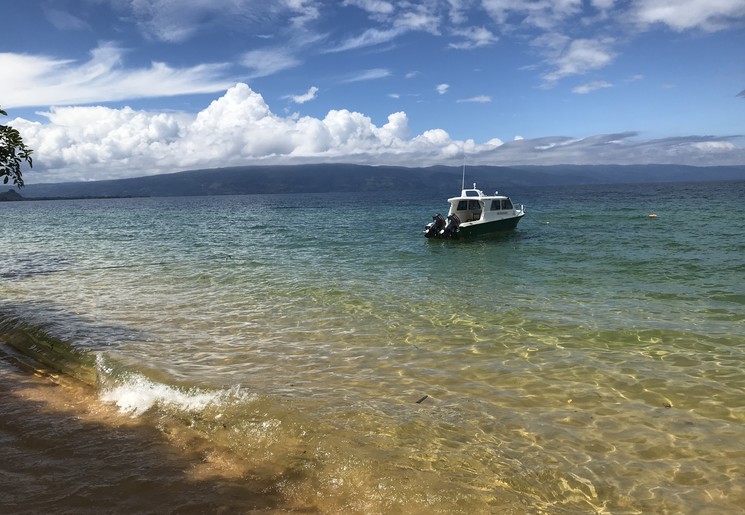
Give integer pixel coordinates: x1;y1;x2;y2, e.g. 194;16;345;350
11;83;743;184
0;43;234;108
572;80;613;94
457;95;492;103
436;83;450;94
119;0;319;43
328;27;400;52
241;48;301;78
342;0;395;16
328;4;440;52
287;86;320;104
286;0;322;28
690;141;737;151
476;132;745;166
342;68;391;82
449;26;499;49
473;0;744;88
482;0;583;29
9;83;455;181
447;0;469;24
394;8;441;33
631;0;745;31
542;38;615;84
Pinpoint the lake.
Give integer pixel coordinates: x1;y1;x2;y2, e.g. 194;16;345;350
1;179;744;513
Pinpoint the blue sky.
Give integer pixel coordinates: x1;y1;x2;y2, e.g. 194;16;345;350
1;0;744;183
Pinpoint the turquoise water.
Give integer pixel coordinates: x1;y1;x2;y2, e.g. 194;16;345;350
2;180;745;512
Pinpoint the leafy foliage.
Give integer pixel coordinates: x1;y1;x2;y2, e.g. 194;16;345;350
1;107;33;188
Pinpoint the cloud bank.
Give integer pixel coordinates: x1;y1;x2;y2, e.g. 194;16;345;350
10;84;745;184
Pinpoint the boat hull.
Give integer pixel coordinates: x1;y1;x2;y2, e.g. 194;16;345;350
427;213;524;239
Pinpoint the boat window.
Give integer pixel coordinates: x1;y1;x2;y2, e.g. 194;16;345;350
457;200;468;210
502;199;513;210
465;190;479;197
467;200;481;210
490;200;500;210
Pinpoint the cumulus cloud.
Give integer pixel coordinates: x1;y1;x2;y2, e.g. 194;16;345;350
9;83;461;182
10;83;745;184
0;43;234;108
436;83;450;94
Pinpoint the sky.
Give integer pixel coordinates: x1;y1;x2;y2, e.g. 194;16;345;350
1;0;744;184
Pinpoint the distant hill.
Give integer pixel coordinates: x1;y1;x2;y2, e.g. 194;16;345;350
16;163;745;199
0;189;24;201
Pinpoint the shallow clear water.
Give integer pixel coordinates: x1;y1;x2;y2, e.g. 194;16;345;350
2;180;745;513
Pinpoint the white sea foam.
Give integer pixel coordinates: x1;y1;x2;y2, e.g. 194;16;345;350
94;353;253;417
99;377;217;416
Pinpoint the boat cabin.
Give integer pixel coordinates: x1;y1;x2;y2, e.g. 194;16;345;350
447;186;516;223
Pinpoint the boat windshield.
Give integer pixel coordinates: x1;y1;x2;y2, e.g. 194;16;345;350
453;199;482;222
457;200;482;210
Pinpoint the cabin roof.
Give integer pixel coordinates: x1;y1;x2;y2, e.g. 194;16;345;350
448;191;509;202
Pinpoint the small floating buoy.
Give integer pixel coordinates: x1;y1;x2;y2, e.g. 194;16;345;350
648;214;657;218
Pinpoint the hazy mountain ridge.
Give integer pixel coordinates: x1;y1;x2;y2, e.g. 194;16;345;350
10;163;745;199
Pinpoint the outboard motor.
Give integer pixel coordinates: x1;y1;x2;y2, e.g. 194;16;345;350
441;213;461;238
424;213;446;238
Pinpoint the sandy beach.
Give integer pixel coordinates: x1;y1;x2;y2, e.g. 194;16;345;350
0;350;309;514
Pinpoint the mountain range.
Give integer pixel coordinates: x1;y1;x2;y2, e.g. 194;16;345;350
5;163;745;200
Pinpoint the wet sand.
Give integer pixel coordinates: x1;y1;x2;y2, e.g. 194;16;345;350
0;351;314;514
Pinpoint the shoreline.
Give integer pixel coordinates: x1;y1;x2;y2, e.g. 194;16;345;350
0;349;310;514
